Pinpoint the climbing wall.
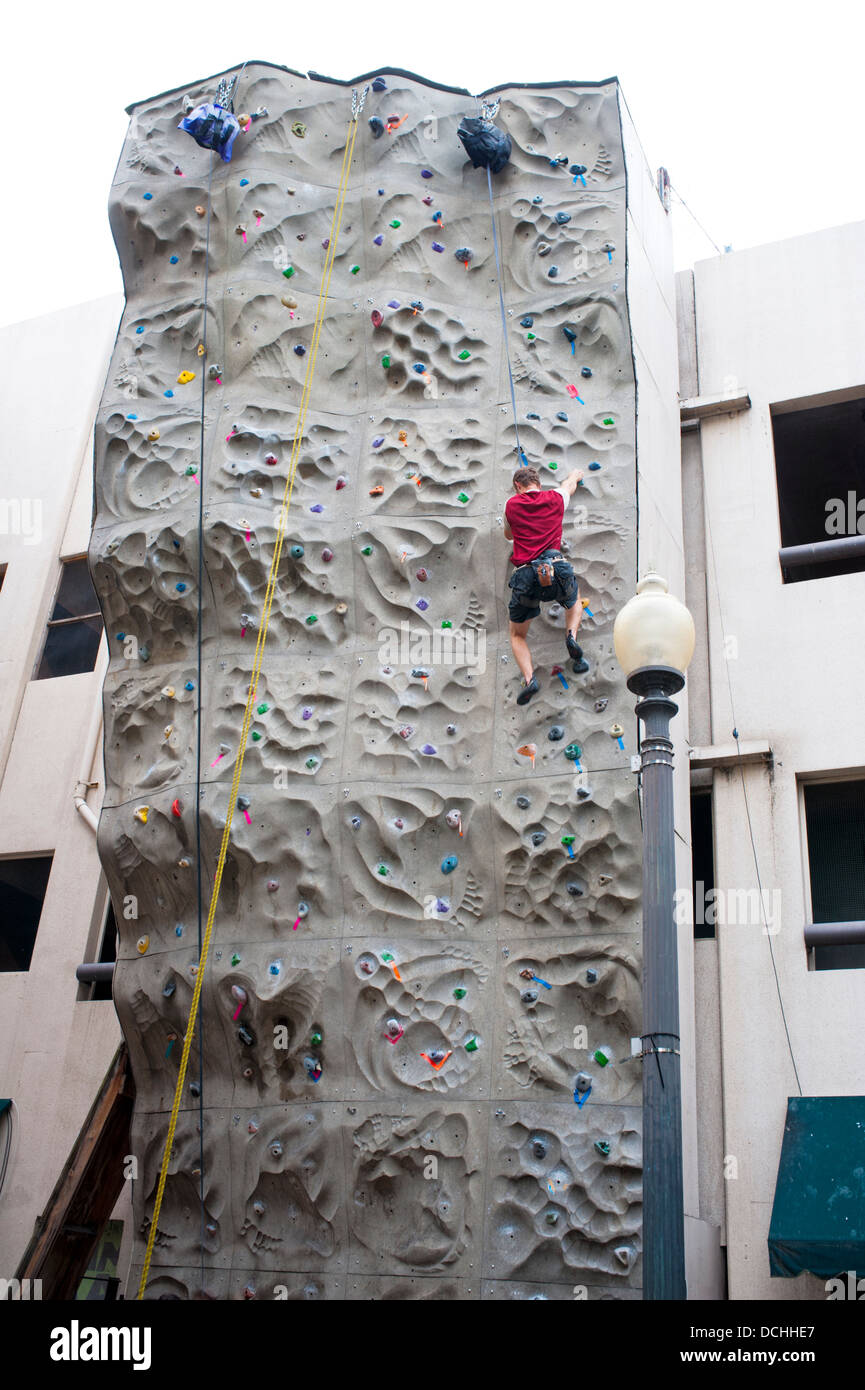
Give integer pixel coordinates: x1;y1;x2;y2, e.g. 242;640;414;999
91;63;642;1300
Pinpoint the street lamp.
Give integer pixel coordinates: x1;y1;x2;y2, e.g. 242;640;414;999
614;572;695;1302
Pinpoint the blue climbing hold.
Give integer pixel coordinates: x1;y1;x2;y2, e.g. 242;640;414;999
368;116;384;138
372;77;387;91
169;255;179;264
185;680;195;690
240;178;249;186
547;266;559;278
126;415;137;421
588;461;601;471
555;211;571;224
176;582;187;593
412;363;426;374
143;192;153;200
294;344;306;356
431;241;444;253
581;366;592;378
520;315;534;328
164;390;174;398
441;855;458;874
310;503;323;513
556;411;568;422
290;544;305;558
378;188;385;196
135;326;145;334
420;169;433;178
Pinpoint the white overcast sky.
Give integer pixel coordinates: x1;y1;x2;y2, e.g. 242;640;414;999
1;0;861;327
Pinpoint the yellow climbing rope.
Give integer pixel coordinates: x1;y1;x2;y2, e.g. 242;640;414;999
137;100;363;1298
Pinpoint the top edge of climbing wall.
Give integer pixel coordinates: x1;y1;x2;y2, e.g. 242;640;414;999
125;61;621;115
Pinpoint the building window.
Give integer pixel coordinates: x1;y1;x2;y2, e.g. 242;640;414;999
804;778;865;970
690;789;716;939
0;855;54;971
772;394;865;584
35;558;103;680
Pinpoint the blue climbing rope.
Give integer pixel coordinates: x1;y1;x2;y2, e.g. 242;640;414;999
486;163;527;467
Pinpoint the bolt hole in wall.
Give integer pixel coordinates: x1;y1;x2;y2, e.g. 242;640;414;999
772;392;865;584
0;854;54;971
35;557;104;679
802;776;865;970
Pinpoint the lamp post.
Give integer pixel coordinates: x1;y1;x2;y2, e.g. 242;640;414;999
614;572;695;1302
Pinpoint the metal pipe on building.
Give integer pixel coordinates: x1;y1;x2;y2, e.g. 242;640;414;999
804;920;865;948
779;535;865;569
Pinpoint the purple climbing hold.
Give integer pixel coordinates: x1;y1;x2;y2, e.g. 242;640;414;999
301;707;313;720
420;743;437;756
416;598;429;611
310;503;324;513
388;299;400;309
372;436;384;448
373;234;384;246
420;169;432;178
321;547;334;562
431;241;444;253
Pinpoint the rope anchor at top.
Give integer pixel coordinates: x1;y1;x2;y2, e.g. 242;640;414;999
351;85;370;121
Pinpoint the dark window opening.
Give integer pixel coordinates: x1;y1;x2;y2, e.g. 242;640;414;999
93;899;117;1001
35;557;102;680
0;563;6;593
804;778;865;970
691;789;716;939
772;396;865;584
0;855;53;971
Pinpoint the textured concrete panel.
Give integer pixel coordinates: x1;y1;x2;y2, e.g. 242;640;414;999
91;62;642;1299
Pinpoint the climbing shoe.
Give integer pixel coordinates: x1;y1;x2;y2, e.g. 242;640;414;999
566;634;588;673
517;676;540;705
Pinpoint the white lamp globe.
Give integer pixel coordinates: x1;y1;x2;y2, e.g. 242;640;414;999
613;572;695;678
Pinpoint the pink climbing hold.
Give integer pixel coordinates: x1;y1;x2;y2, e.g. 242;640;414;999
371;309;383;329
565;385;585;402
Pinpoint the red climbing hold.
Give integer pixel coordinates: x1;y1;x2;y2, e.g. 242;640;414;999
370;309;383;329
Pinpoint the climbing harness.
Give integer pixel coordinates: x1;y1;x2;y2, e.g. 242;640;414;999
137;89;367;1299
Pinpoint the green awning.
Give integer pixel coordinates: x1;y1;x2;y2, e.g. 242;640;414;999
769;1096;865;1279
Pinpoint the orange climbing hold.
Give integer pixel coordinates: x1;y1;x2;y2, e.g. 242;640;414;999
421;1050;452;1071
518;742;537;768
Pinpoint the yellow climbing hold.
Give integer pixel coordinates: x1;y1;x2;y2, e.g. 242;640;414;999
134;805;150;824
177;370;196;385
148;429;160;442
197;343;205;357
161;686;176;699
136;935;150;954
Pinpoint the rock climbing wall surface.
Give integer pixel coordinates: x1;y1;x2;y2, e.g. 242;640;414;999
91;63;642;1299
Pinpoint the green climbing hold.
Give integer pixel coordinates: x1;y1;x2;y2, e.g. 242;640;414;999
184;466;197;476
457;492;469;504
282;266;295;279
389;219;401;228
381;951;395;962
453;987;467;1000
251;731;262;741
464;1036;480;1053
350;264;360;275
305;756;319;770
594;1140;611;1157
526;332;536;341
564;743;582;761
441;620;453;629
548;462;559;471
257;703;269;714
603;417;615;426
381;355;391;369
458;350;471;361
310;1029;323;1047
361;545;373;556
377;864;389;876
306;614;318;625
593;1047;612;1067
231;953;241;966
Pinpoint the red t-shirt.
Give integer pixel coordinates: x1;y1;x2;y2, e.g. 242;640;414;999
505;488;565;565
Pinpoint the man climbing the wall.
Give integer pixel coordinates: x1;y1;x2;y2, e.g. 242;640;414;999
504;464;589;705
